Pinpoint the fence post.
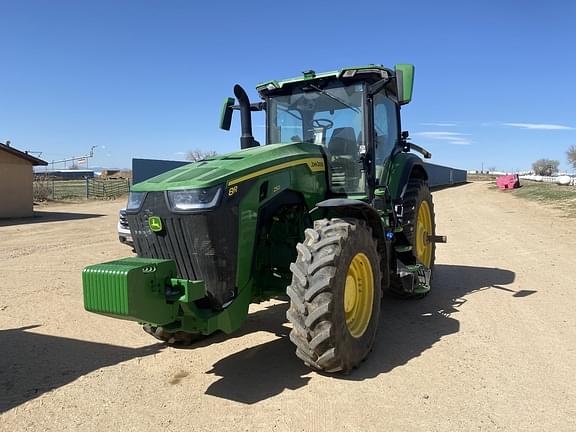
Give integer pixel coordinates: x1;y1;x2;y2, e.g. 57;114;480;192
85;178;89;199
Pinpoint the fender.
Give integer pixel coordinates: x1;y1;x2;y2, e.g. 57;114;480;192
313;198;390;291
314;198;385;242
387;152;428;201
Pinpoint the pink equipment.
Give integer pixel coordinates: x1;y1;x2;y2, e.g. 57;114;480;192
496;174;520;190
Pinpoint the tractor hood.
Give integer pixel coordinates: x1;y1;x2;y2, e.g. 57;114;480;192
131;142;325;192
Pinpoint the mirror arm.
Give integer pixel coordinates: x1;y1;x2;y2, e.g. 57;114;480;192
230;102;266;112
407;142;432;159
367;78;390;96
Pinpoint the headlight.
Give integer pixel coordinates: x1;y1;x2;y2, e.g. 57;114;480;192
126;192;146;210
167;185;222;211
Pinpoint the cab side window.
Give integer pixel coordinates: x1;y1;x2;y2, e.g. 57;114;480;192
373;92;399;165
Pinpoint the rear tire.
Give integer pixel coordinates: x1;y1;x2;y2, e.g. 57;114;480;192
403;178;436;270
286;218;381;373
389;178;436;298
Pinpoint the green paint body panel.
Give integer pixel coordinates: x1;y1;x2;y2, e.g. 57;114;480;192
131;142;324;191
85;142;328;336
175;284;251;335
386;152;426;200
394;64;415;105
83;257;246;334
234;151;326;295
83;258;181;325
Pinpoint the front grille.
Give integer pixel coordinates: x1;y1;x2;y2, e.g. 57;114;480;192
119;209;129;229
127;192;238;309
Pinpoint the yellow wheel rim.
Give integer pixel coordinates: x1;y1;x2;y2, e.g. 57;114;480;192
344;253;374;338
416;200;433;268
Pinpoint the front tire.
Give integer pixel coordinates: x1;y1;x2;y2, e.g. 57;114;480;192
286;218;382;373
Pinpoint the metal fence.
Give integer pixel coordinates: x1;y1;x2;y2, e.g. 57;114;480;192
520;175;576;186
33;177;130;200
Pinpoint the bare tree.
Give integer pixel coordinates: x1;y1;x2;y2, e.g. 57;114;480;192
532;158;560;176
186;148;217;162
567;145;576;170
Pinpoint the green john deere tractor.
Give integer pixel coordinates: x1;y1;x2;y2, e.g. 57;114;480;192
83;64;444;373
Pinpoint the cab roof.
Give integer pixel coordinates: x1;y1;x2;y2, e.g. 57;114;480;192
256;63;415;105
256;64;394;95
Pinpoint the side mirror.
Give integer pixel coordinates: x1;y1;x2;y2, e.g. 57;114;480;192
394;64;415;105
219;97;235;130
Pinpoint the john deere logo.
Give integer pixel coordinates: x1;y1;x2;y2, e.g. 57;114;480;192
148;216;163;232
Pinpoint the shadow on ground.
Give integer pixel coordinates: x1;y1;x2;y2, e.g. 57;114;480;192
204;264;521;403
0;326;162;413
0;211;104;227
203;302;309;404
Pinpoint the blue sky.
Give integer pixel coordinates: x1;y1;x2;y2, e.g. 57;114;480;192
1;1;575;172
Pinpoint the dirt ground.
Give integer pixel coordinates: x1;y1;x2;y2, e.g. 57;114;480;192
1;182;575;431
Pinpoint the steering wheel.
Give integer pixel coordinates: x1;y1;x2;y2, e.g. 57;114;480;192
312;118;334;130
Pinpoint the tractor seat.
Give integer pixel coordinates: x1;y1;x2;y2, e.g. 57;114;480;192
328;127;357;157
328;127;361;191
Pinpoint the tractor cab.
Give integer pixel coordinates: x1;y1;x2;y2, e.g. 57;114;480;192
221;65;415;198
265;80;369;196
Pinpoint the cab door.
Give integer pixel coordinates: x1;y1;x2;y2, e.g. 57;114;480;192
372;91;401;185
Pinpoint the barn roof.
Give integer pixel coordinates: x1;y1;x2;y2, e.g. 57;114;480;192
0;142;47;166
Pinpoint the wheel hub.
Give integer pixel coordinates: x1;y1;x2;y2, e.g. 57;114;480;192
344;275;357;313
416;200;433;268
344;253;374;338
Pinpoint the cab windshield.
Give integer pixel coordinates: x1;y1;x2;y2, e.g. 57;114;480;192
267;82;364;147
267;82;366;194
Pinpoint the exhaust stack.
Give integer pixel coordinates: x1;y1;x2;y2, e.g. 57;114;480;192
233;85;259;149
